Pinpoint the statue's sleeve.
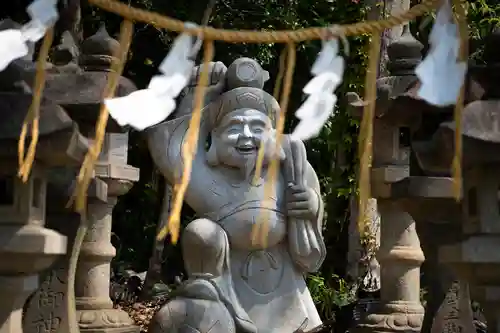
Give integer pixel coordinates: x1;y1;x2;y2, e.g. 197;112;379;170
147;61;225;186
147;115;191;185
147;114;211;187
286;139;327;273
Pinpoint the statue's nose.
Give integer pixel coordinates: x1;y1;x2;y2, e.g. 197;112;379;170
241;125;253;138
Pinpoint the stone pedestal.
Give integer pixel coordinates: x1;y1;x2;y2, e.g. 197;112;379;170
75;132;139;333
0;164;66;333
76;197;137;333
356;200;425;333
439;165;500;333
430;280;476;333
23;175;108;333
23;215;78;333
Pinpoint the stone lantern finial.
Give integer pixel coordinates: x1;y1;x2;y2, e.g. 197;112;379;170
79;24;120;71
387;27;423;76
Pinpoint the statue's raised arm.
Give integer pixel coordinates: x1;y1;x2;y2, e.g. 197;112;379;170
147;57;273;213
146;60;227;183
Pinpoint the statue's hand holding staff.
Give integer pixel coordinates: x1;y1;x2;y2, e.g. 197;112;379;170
286;182;318;221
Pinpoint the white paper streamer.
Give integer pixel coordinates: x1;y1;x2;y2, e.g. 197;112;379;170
0;0;58;71
415;0;467;106
106;27;202;131
291;39;345;141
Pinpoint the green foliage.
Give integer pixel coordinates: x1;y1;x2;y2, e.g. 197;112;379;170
466;0;500;39
412;0;500;59
307;274;357;318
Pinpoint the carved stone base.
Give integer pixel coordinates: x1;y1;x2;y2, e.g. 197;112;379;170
78;308;139;333
355;302;424;333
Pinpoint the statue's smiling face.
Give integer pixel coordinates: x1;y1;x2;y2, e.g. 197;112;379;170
219;108;269;154
208;108;272;172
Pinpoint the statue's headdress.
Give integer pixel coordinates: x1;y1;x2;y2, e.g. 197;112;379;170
205;57;279;129
207;87;280;129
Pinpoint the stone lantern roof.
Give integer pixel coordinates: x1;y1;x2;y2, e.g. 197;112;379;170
44;24;137;132
0;21;89;168
346;28;427;128
0;94;89;166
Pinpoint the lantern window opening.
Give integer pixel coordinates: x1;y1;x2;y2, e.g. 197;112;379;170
32;177;42;209
468;186;478;218
398;127;411;148
0;176;15;206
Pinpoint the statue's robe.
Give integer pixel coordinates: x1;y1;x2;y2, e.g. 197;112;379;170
148;111;326;332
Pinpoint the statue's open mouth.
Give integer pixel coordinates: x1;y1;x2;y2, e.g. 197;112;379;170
236;145;257;154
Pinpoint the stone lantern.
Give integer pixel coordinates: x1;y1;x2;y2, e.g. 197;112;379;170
23;168;109;333
46;25;138;333
22;25;139;333
0;22;90;333
347;28;430;333
414;29;500;332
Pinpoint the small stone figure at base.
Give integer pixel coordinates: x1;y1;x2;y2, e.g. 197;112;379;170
149;218;257;333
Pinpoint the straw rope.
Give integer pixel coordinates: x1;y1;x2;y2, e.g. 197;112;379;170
17;28;54;182
251;43;296;247
451;0;468;201
253;46;288;185
156;40;215;244
357;33;381;235
88;0;439;43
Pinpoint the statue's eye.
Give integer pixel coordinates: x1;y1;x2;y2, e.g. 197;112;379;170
252;125;265;133
226;126;240;135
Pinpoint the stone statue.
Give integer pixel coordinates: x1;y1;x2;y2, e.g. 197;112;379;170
149;218;256;333
147;57;326;332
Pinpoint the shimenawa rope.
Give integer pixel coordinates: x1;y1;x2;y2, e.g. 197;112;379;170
87;0;439;43
17;28;54;182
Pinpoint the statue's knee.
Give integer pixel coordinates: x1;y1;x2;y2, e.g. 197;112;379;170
182;218;229;276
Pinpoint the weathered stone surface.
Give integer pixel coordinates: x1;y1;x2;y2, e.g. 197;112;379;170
22;219;77;333
431;281;475;333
